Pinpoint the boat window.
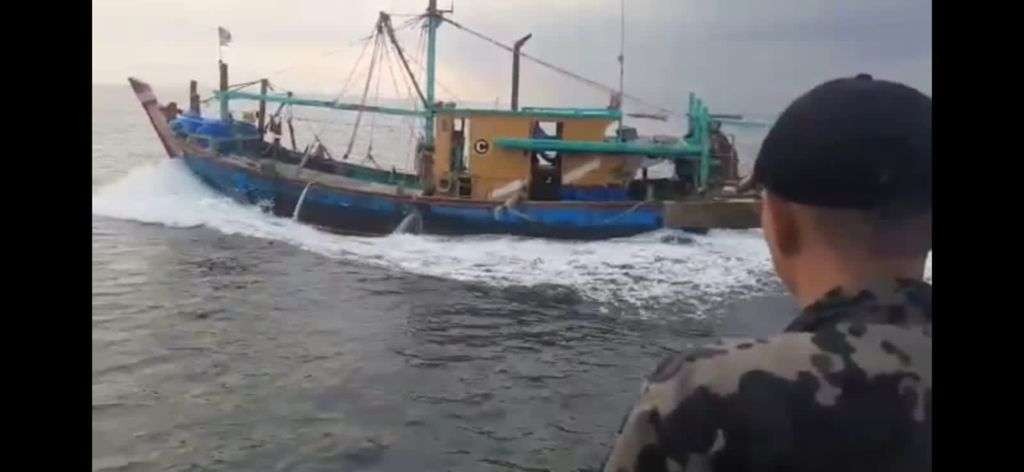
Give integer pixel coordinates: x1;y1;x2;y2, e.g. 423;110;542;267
529;121;563;200
533;121;563;167
535;121;561;140
454;118;469;172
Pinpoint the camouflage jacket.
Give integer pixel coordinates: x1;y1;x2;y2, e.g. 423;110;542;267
603;279;932;472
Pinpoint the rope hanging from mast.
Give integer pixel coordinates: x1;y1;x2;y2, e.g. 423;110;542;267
337;12;436;166
342;28;385;160
333;32;376;104
379;12;429;109
439;16;677;117
379;30;422;156
275;14;426;169
284;24;378;162
362;35;387;169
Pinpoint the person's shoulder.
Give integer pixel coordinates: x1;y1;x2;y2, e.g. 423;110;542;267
606;325;931;472
644;334;821;394
642;322;930;407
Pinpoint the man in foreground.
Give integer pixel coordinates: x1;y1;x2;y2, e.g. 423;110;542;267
603;74;932;472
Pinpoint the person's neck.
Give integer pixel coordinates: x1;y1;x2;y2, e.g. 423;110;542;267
788;250;927;309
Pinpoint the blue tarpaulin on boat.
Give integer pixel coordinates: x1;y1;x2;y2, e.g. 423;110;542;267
559;186;630;202
195;122;236;139
170;116;258;141
170;115;206;135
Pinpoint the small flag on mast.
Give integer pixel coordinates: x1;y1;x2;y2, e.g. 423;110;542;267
218;26;232;47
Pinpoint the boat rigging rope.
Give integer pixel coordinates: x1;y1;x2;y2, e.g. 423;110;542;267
493;198;537;223
386;23;459;103
381;27;419;113
244;24;376;111
228;79;263;90
332;32;376;105
380;13;430;109
291;116;410;130
286;21;421;173
440;16;677;117
278;26;377;166
363;37;386;170
200;79;263;105
402;48;461;102
265;34;373;79
379;37;422;165
598;201;647;225
399;14;425;31
342;31;384;160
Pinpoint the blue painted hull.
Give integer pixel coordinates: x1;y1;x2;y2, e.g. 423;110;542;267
184;154;664;239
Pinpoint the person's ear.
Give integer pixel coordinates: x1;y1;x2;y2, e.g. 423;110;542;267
763;192;800;257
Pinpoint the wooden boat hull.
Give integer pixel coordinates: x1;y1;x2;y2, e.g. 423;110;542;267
128;77;759;240
184;154;665;239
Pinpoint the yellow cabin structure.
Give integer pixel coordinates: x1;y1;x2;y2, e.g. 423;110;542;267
428;107;648;202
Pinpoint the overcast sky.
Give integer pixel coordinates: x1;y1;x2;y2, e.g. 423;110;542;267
93;0;931;116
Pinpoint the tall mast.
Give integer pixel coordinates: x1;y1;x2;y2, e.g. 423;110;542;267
617;0;625;136
424;0;439;143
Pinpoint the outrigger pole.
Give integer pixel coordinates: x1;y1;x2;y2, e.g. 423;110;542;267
217;90;427;118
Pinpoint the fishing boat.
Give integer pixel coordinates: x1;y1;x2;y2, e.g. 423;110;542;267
129;0;762;239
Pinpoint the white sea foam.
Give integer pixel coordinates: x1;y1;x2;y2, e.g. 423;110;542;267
93;159;930;316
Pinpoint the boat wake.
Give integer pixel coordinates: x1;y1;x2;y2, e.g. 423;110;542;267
93;159;929;317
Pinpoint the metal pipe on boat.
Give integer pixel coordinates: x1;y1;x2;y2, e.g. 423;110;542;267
293;144;316;180
511;33;532;111
258;79;268;139
643;167;654;201
189;80;200;115
219;61;229;120
286;92;297;151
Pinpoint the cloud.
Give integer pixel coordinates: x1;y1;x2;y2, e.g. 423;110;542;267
93;0;930;116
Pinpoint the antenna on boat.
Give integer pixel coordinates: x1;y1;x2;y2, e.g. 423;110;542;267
438;11;678;118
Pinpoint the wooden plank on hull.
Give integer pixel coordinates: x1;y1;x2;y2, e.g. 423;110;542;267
663;198;761;230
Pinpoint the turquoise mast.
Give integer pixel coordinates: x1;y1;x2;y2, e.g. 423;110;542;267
424;0;439;144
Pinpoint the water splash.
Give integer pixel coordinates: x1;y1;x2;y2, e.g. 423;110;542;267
293;182;314;221
393;210;423;235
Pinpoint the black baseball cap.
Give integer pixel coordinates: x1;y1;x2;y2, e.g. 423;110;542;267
742;74;931;215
